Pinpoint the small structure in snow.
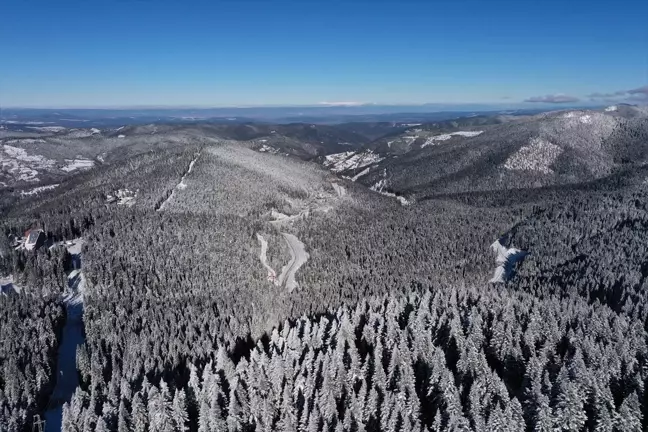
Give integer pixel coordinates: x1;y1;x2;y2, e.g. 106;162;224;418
24;229;45;251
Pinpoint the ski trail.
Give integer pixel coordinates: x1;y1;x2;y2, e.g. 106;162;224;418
256;233;277;283
276;233;309;292
157;152;200;211
44;240;86;432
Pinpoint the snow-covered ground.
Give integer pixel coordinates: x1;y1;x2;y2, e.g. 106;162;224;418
44;238;86;432
1;145;56;182
26;126;67;133
504;137;563;175
277;233;309;292
21;184;60;196
258;144;279;154
421;131;483;148
158;153;200;211
605;105;617;112
489;238;527;283
61;159;95;172
324;150;384;173
256;234;277;283
0;275;21;295
350;167;370;181
106;189;137;206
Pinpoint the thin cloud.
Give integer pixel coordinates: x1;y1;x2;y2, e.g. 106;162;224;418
524;94;580;103
318;101;367;107
588;85;648;101
628;85;648;97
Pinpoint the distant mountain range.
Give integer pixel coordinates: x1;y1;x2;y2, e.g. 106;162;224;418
1;104;585;127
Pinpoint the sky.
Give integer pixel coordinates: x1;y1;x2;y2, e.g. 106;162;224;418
1;0;647;108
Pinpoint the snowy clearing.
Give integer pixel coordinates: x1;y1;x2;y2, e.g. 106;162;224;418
421;131;483;148
61;159;95;172
21;184;60;196
489;238;527;283
106;189;137;206
504;138;563;175
351;167;370;181
26;126;67;133
1;145;56;182
324;150;384;173
276;233;309;292
605;105;617;112
258;144;279;154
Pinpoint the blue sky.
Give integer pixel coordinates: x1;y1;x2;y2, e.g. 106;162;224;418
1;0;646;107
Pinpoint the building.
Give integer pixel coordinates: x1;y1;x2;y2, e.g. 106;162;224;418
24;229;45;251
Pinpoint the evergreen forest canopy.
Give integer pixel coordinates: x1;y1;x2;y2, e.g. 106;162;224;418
1;105;648;431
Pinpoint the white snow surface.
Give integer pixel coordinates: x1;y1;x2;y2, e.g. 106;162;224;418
324;150;384;173
61;159;95;172
504;138;563;174
158;153;200;211
605;105;618;112
118;134;126;138
276;233;309;292
421;131;483;148
26;126;67;132
21;184;60;196
489;239;527;283
351;167;370;181
1;145;56;182
256;234;277;283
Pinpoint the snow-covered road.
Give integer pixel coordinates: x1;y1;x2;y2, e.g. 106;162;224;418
276;233;309;292
44;240;86;432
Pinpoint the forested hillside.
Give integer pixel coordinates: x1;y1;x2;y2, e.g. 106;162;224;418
1;107;647;431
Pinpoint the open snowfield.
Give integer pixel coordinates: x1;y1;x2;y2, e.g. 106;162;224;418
324;150;383;172
421;131;483;148
61;159;95;172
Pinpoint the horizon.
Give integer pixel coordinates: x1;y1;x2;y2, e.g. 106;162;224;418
2;0;647;108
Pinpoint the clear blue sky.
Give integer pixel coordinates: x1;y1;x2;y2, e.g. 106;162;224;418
2;0;646;107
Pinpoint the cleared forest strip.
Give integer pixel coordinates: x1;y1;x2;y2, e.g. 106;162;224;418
156;152;200;211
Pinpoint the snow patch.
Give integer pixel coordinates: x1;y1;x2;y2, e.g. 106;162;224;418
421;131;483;148
504;138;563;175
489;238;527;283
117;134;126;138
351;167;370;181
605;105;617;112
1;145;56;182
61;159;94;172
21;184;59;196
324;150;384;173
26;126;67;133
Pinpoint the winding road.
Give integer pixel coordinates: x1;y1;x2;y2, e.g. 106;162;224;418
276;233;310;292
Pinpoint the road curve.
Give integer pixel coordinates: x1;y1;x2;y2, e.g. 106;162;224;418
277;233;309;292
